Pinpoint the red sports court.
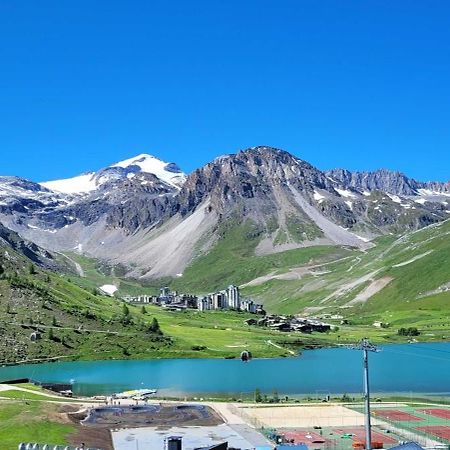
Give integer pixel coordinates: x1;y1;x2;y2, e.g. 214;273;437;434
417;426;450;441
333;427;397;444
373;409;423;421
419;409;450;420
280;431;328;444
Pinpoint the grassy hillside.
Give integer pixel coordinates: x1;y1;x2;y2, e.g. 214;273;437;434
241;219;450;339
0;244;313;363
61;219;450;347
0;401;75;450
170;220;351;293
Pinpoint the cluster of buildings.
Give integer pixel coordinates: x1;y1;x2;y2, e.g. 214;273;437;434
122;285;264;314
246;315;332;333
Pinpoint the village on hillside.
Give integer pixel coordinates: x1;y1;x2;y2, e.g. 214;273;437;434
122;286;333;334
122;285;263;313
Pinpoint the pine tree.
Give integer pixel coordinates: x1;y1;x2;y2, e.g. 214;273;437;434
149;317;161;334
141;305;147;314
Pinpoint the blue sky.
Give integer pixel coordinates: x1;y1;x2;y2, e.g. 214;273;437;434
0;0;449;182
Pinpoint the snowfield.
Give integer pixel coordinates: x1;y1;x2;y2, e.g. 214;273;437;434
41;153;186;194
99;284;118;296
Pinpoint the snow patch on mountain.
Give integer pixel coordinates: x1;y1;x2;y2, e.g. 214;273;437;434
335;188;358;199
112;154;186;188
100;284;118;296
41;153;186;194
313;190;326;203
386;193;402;204
42;172;97;194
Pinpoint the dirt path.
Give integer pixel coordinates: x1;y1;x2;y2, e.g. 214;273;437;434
56;251;85;277
320;269;381;304
240;255;355;288
266;340;296;355
345;276;393;306
0;383;68;399
392;250;433;267
346;256;362;272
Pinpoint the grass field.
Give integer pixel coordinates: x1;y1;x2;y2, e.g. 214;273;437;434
0;401;75;449
0;389;86;403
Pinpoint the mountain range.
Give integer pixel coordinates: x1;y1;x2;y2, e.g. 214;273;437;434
0;146;449;281
1;145;450;363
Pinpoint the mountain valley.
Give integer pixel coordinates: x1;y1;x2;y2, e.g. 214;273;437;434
1;146;450;362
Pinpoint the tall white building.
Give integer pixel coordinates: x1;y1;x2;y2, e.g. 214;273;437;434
227;285;240;309
197;296;212;311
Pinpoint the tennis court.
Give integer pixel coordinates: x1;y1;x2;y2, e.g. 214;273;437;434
346;404;450;445
419;409;450;420
333;427;397;444
280;430;328;444
373;410;423;422
416;426;450;441
272;426;404;450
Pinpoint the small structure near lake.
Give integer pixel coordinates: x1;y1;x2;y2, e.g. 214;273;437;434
247;315;331;333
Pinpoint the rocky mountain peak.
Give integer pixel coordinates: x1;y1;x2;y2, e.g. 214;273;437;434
326;167;420;196
41;153;186;195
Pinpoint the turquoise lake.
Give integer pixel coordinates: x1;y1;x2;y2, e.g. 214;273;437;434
0;343;449;396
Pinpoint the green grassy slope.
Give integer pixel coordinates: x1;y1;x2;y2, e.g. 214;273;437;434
241;219;450;338
170;220;351;293
0;401;75;450
0;244;310;362
65;218;450;346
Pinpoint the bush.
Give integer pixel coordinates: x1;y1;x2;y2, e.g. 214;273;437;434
398;327;420;336
254;388;263;403
191;345;206;351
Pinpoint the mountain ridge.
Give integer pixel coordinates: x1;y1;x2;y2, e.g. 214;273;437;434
0;146;449;280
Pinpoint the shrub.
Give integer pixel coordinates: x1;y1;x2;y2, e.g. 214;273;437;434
398;327;420;336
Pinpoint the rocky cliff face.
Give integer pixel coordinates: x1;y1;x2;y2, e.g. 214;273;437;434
0;147;449;278
327;168;450;196
0;222;63;270
173;146;448;238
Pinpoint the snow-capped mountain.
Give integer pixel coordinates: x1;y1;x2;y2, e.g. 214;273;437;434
0;146;449;279
41;154;186;194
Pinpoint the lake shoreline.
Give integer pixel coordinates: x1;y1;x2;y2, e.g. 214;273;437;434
1;342;449;397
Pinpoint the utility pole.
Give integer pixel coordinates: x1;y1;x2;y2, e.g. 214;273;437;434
351;338;380;450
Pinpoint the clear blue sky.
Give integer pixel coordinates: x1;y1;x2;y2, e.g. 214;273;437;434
1;0;449;182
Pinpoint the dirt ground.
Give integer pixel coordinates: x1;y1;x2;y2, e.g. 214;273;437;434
68;427;114;450
54;405;113;450
240;404;367;428
61;403;223;448
79;404;223;428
